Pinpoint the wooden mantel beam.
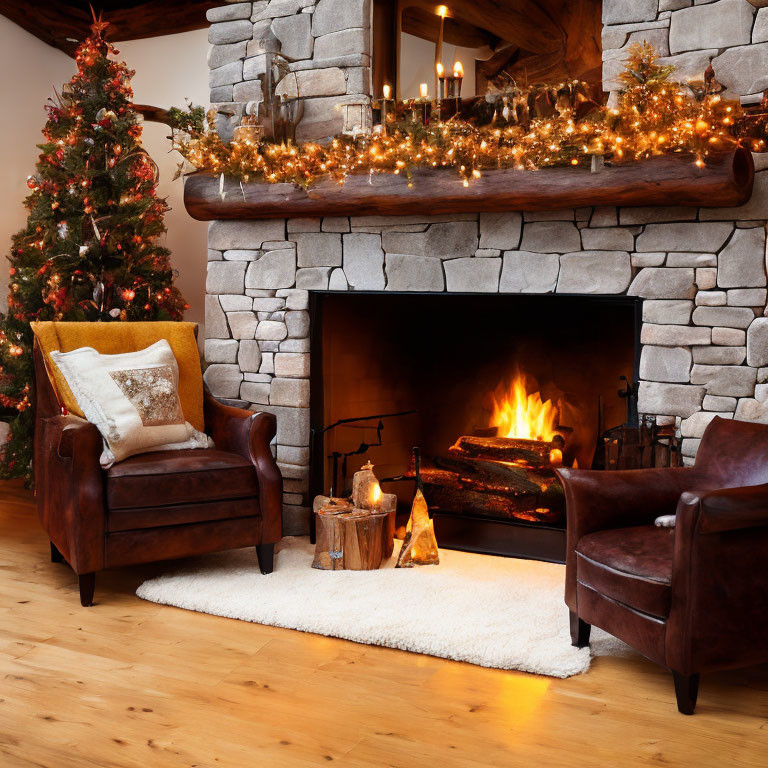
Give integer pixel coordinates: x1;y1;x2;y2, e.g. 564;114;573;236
183;150;755;221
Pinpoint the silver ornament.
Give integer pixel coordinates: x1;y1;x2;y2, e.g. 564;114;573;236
109;308;121;318
57;221;69;239
93;281;104;305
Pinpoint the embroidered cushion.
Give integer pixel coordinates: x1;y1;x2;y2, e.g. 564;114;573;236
50;340;211;467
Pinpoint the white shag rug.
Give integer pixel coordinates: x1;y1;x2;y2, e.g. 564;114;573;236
137;537;630;678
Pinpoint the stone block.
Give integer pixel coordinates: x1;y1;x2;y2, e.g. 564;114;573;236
692;306;756;329
208;249;223;262
252;298;286;311
476;249;501;258
520;221;581;253
659;0;691;11
638;381;705;418
703;394;737;411
735;398;768;423
209;60;243;88
295;232;342;267
255;320;288;341
207;261;246;294
322;217;350;233
288;218;321;233
314;29;368;59
642;300;693;325
272;13;314;60
500;252;559;293
755;7;768;43
669;0;754;54
223;249;261;262
277;446;310;466
603;0;658;24
635;222;733;252
254;0;313;20
639;346;692;383
692;346;746;365
657;49;719;84
210;85;233;103
681;410;732;438
444;258;501;293
580;228;635;251
557;251;632;293
712;327;746;346
203;364;243;399
590;207;618;227
666;253;717;267
296;267;331;289
690;364;757;396
208;19;253;44
220;295;253;312
228;311;258;340
271;378;310;407
208;41;248;69
329;268;348;290
641;324;711;346
717;227;767;288
343;233;385;289
524;210;574;222
620;207;697;225
238;340;262;372
728;288;768;306
209;220;286;250
278;289;309;309
747;317;768;366
245;249;297;290
711;42;768;96
207;3;252;22
696;267;718;290
681;438;701;458
632;252;666;267
206;295;229;339
259;352;274;374
628;267;696;299
695;291;727;307
479;212;522;250
280;338;310;352
205;338;239;364
241;381;270;404
285;310;310;338
382;222;478;259
294;95;350;142
313;0;367;36
385;254;444;291
274;352;309;378
233;80;265;102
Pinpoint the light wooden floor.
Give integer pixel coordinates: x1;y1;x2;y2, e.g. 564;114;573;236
1;480;767;767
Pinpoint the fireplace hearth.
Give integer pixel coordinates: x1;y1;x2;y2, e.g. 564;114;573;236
309;291;641;561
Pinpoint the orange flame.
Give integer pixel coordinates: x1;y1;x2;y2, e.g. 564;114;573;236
490;372;559;442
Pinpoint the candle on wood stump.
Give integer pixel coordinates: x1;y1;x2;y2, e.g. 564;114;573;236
352;461;382;510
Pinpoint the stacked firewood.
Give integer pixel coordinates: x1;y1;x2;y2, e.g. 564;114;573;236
416;435;566;525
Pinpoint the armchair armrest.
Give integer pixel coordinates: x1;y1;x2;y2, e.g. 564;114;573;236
557;466;702;611
204;391;283;543
694;485;768;533
37;414;105;574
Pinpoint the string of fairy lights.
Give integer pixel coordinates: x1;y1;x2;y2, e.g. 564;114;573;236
170;43;762;188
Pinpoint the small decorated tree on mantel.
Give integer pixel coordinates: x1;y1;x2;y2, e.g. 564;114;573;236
0;13;187;480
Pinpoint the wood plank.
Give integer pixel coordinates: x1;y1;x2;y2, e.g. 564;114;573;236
183;149;755;220
1;478;767;767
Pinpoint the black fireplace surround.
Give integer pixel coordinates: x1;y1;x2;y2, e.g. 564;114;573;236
309;292;642;562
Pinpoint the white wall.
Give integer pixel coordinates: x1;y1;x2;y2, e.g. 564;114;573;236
0;17;74;312
109;29;210;335
0;18;210;335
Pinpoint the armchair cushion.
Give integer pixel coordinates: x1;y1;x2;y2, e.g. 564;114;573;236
576;525;675;619
31;321;205;432
106;448;260;509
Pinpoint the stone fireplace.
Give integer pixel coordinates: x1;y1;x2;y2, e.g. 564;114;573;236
199;0;768;536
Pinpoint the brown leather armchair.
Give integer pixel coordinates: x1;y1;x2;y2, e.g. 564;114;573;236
557;416;768;714
32;324;282;607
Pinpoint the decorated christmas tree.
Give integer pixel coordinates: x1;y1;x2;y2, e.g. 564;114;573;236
0;13;187;480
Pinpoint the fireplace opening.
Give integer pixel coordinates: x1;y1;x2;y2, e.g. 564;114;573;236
310;292;641;562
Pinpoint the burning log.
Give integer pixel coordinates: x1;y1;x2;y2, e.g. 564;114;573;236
450;434;563;467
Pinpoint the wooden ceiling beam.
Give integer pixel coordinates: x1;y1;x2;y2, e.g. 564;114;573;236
0;1;217;56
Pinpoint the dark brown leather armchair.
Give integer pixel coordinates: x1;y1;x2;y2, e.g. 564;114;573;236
557;416;768;714
33;336;282;607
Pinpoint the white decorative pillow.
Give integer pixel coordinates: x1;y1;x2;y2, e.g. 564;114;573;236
50;340;211;468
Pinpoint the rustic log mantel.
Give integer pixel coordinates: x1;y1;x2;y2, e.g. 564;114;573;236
183;148;754;220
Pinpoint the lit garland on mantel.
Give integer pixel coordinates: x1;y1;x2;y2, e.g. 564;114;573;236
170;44;765;188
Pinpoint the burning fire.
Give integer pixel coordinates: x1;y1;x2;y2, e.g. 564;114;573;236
490;372;559;442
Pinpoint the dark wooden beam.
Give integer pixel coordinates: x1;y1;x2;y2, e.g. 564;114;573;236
0;1;217;56
401;7;499;50
183;150;755;220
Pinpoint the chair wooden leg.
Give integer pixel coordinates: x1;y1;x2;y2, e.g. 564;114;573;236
50;541;65;564
569;610;591;648
672;671;700;715
78;573;96;607
256;543;275;575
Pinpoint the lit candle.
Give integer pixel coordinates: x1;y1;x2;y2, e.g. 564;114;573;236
436;62;445;102
381;84;392;130
382;84;391;100
435;5;448;96
420;82;429;99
